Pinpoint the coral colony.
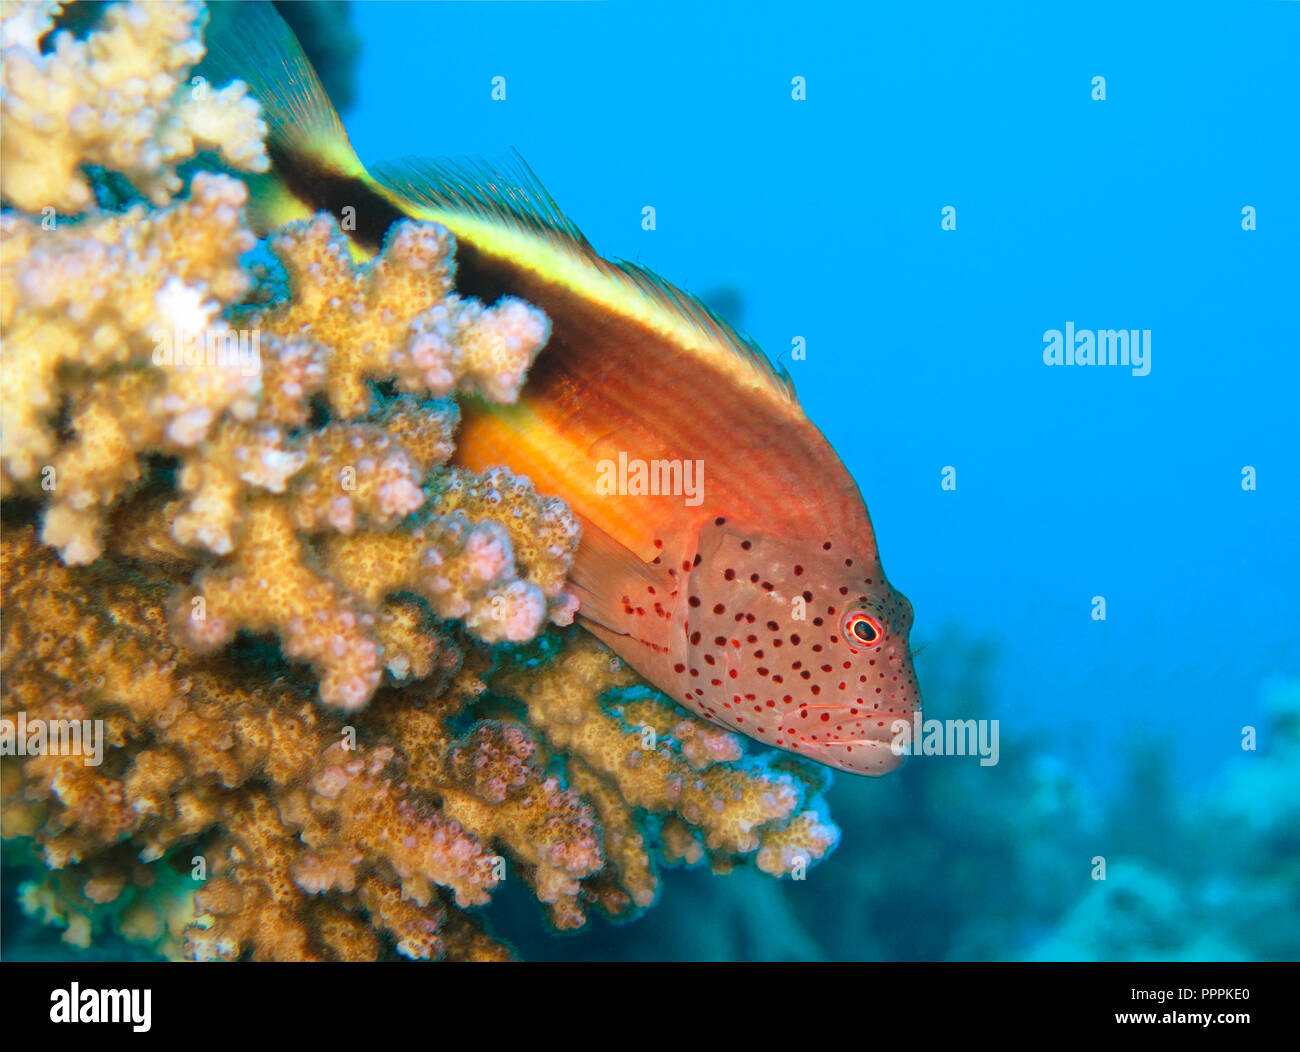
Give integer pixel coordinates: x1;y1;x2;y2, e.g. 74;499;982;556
0;1;838;959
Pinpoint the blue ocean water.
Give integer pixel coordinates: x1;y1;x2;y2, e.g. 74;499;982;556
344;0;1298;960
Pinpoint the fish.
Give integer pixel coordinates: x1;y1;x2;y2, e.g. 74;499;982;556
203;2;921;775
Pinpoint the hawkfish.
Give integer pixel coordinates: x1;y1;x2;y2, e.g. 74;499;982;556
205;2;921;774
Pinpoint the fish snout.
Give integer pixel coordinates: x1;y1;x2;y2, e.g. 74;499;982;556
777;703;906;776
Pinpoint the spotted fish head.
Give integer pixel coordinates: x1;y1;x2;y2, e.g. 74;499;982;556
678;521;920;775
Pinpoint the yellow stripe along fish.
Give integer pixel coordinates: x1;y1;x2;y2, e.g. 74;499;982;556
205;2;920;775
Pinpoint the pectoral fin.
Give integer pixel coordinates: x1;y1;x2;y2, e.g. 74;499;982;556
569;516;671;636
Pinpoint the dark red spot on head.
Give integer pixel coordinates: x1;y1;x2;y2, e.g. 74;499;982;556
689;596;700;607
822;541;832;550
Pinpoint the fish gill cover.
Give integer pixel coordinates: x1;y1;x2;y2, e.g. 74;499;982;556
0;0;840;960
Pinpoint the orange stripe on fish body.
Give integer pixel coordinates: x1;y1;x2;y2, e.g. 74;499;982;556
205;0;921;774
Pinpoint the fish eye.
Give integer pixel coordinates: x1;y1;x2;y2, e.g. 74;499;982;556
843;611;882;648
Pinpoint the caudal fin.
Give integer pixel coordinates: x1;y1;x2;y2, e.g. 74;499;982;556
200;1;365;232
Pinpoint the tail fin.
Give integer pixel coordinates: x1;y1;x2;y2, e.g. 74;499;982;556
200;1;365;231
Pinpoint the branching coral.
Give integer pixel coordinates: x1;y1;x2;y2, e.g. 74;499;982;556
491;635;840;925
0;0;842;961
2;526;507;958
0;173;262;561
249;215;550;417
3;526;839;957
0;0;268;213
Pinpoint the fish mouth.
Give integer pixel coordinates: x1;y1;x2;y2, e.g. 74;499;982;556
776;705;913;775
795;734;905;776
817;735;895;747
778;709;904;745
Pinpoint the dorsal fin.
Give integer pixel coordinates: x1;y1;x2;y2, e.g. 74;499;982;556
200;0;363;181
373;153;595;255
372;156;799;406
